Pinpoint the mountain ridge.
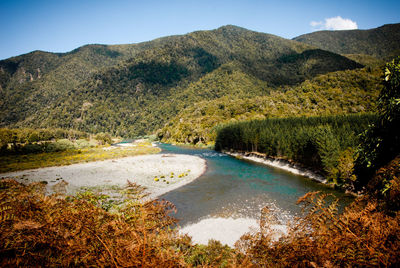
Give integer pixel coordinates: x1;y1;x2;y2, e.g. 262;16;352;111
293;23;400;60
1;23;398;140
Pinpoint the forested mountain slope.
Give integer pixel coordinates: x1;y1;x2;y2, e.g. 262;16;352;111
0;25;364;137
293;23;400;60
159;66;383;144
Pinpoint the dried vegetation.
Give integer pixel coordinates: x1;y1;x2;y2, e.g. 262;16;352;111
0;180;187;267
1;157;399;267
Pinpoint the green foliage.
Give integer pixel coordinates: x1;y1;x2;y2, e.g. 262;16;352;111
185;239;234;267
95;132;112;145
356;57;400;183
336;148;357;188
72;190;113;211
313;126;341;178
0;127;119;156
1;25;364;137
294;23;400;60
0;142;160;173
0;127;87;145
215;114;377;180
367;156;400;212
0;128;91;155
160;65;382;144
343;53;385;67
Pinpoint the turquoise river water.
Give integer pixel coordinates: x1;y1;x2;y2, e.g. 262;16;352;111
157;143;354;245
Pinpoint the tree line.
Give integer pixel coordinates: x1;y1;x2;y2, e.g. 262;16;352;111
215;114;378;188
215;57;400;192
0;128;112;155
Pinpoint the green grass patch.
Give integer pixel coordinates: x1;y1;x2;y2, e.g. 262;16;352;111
0;146;160;173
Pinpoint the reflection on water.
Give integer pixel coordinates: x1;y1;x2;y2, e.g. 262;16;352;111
157;143;353;243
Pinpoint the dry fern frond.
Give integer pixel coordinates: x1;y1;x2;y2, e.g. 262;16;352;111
0;179;186;267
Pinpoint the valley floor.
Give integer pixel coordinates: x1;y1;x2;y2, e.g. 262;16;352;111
0;153;206;199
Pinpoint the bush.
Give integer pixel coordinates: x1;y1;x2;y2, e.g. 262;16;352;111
185;240;234;267
44;139;75;152
75;138;92;149
336;148;357;189
0;180;187;267
22;143;44;154
237;192;400;267
1;180;399;266
367;156;400;212
95;132;112;145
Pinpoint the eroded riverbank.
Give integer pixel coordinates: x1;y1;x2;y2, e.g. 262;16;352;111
225;151;326;183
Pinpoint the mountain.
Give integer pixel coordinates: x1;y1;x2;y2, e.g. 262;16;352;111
159;66;383;144
0;25;366;138
293;23;400;61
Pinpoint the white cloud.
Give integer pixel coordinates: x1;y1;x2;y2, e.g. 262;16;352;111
310;16;358;31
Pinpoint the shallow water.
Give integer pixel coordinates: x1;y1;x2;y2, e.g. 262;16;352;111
157;143;353;245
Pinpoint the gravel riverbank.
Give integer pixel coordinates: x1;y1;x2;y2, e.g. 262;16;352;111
0;154;206;199
226;151;326;183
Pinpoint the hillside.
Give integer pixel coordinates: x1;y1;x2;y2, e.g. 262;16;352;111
159;66;383;144
0;25;364;137
293;23;400;60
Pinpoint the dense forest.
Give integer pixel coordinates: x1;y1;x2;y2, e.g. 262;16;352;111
293;23;400;60
215;114;376;187
3;24;399;138
215;114;377;176
215;57;400;192
159;65;382;144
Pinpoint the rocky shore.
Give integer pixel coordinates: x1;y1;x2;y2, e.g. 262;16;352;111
0;153;207;199
225;151;326;183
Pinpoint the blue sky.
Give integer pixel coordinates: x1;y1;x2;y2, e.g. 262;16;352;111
1;0;399;60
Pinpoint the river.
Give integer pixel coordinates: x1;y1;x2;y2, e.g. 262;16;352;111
157;143;354;246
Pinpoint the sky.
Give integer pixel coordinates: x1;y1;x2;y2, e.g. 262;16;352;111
1;0;399;60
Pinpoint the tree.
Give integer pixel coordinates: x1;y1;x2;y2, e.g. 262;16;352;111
356;57;400;185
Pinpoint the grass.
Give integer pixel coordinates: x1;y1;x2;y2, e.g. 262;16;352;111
0;145;160;173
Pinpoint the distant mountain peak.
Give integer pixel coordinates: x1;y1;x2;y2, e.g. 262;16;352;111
217;25;247;31
293;23;400;60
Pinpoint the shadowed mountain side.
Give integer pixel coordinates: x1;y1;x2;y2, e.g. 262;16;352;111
293;23;400;60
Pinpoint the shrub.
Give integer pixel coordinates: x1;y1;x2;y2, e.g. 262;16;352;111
336;148;357;189
0;180;187;267
185;239;235;267
22;143;44;154
95;132;112;145
1;179;400;266
75;138;92;149
237;192;400;267
44;139;75;152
